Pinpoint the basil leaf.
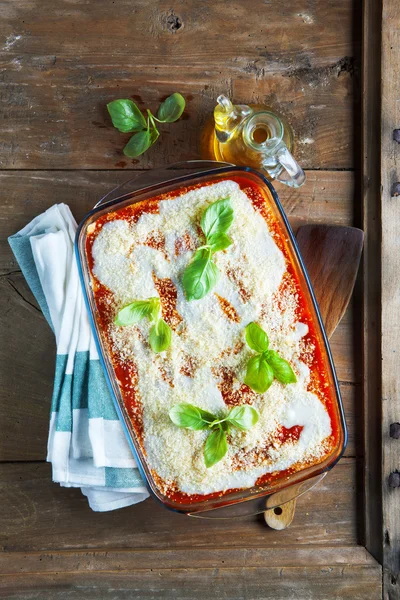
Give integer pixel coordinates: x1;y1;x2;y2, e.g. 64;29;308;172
204;427;228;468
123;129;154;158
148;297;161;321
169;403;216;430
182;251;219;300
221;420;230;433
227;405;259;431
267;350;297;384
114;300;153;327
149;120;160;144
206;233;232;253
245;322;269;353
157;92;185;123
201;198;234;239
244;355;274;394
107;99;147;133
149;318;172;353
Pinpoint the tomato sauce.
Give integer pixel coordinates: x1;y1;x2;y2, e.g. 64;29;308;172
85;174;342;506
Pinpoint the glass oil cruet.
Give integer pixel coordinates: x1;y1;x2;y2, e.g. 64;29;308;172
213;95;306;188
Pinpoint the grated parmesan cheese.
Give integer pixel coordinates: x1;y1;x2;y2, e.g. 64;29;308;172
90;179;333;496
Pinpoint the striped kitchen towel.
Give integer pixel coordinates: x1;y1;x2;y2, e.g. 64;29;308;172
8;204;149;511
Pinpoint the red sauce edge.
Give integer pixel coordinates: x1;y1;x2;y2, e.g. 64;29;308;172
85;174;343;506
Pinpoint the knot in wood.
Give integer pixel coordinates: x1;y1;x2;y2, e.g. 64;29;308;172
166;12;183;33
388;472;400;488
390;422;400;439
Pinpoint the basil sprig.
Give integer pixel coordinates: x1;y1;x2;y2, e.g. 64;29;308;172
115;297;172;353
169;403;259;467
107;93;185;158
244;322;297;393
182;198;234;300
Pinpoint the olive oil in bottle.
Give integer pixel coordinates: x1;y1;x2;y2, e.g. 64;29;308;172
206;95;305;188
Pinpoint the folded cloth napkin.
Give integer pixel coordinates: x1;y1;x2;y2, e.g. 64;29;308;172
9;204;149;511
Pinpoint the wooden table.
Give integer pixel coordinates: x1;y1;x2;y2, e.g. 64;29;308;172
0;1;393;598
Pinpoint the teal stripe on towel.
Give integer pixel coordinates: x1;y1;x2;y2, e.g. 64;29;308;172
105;467;145;488
8;235;54;330
57;376;72;433
52;360;73;432
72;351;89;410
88;359;119;421
53;353;119;427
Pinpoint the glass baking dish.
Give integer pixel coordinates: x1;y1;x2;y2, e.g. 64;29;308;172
75;161;347;517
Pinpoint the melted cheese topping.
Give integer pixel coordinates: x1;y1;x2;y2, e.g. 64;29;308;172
89;179;334;497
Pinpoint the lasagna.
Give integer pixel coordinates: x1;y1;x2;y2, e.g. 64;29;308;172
85;176;341;504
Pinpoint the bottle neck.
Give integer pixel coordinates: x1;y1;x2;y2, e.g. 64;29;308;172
243;111;284;154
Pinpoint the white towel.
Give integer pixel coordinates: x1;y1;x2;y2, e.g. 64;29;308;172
9;204;149;511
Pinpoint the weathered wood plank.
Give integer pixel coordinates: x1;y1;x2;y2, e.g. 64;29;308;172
0;0;359;169
340;384;361;458
0;270;359;461
0;0;356;62
330;304;360;385
0;460;359;552
381;0;400;597
362;0;383;568
0;546;378;573
0;273;53;462
233;70;357;171
0;169;354;274
0;1;365;597
0;565;382;600
0;64;356;171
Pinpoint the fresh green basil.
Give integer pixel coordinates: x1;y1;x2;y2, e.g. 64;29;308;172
206;232;233;253
244;354;274;394
169;404;215;430
266;350;297;384
204;427;228;468
245;322;269;354
149;318;172;353
169;403;259;467
200;198;234;238
226;405;259;431
114;299;156;327
149;122;160;144
107;99;147;133
108;93;185;159
157;92;185;123
182;198;234;301
182;249;219;300
115;296;171;353
148;297;161;320
123;129;154;158
243;323;297;392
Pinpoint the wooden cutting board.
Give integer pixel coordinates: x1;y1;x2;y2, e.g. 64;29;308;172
264;223;364;530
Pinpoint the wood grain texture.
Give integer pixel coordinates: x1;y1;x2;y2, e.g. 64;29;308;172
381;0;400;597
362;0;383;568
0;0;359;169
264;496;297;530
0;0;369;596
0;273;53;461
0;461;359;552
1;169;355;274
296;225;364;338
0;565;382;600
0;546;378;573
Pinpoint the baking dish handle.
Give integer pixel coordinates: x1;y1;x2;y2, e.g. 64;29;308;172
93;160;234;208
